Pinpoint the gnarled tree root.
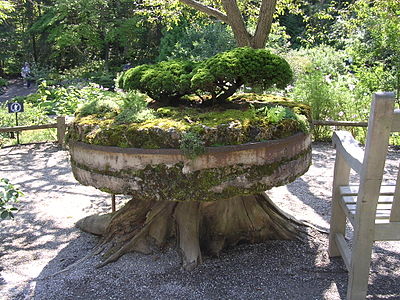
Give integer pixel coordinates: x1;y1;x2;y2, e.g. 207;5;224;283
77;193;300;270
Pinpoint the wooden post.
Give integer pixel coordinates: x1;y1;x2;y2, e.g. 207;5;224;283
328;150;350;258
57;116;66;148
111;194;116;213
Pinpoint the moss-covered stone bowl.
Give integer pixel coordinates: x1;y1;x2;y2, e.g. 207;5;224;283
67;96;312;203
69;132;311;202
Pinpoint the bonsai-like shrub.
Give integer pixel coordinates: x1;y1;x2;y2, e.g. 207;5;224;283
191;47;293;103
118;47;293;106
118;60;198;106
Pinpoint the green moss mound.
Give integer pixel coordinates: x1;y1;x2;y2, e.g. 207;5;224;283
67;94;311;152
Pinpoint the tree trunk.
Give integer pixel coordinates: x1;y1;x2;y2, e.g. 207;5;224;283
178;0;278;49
221;0;252;47
251;0;277;49
31;34;38;63
77;193;300;270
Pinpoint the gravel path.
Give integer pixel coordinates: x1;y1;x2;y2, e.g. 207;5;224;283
0;142;399;300
0;80;36;104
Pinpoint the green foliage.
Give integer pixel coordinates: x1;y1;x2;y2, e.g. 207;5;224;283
25;82;117;115
76;89;156;124
299;0;353;47
0;102;53;146
264;106;294;123
286;45;369;141
0;77;7;87
76;98;121;118
119;47;293;105
179;131;205;159
257;105;310;134
0;102;51;128
115;92;156;124
60;61;117;89
191;47;293;100
341;0;400;105
0;178;23;220
0;1;14;21
119;60;198;105
158;21;235;61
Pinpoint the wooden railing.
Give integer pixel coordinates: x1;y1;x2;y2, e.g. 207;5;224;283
0;116;67;147
313;120;368;127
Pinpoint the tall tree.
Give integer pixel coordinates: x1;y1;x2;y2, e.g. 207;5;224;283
341;0;400;103
179;0;277;48
144;0;282;49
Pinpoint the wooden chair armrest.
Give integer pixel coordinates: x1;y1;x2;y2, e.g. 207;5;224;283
332;131;364;174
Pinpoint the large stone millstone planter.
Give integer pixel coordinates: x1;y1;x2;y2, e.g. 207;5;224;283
69;128;311;270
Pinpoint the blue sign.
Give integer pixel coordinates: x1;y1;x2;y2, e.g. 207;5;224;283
7;102;24;113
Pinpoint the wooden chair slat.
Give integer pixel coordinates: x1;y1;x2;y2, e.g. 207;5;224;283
342;195;394;204
389;166;400;222
340;185;396;196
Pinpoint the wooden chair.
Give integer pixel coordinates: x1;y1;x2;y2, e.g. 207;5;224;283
328;92;400;300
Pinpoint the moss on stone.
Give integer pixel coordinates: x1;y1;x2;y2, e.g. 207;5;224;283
67;94;311;150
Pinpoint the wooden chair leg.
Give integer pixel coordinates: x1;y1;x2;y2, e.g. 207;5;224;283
346;237;374;300
328;197;347;257
329;153;350;257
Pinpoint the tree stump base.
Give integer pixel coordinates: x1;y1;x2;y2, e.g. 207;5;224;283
77;193;298;270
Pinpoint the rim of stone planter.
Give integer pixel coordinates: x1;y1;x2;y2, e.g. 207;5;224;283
69;132;312;202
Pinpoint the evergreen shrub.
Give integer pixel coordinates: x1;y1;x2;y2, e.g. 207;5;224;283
118;47;293;106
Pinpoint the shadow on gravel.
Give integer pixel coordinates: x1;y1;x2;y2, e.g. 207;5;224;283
283;143;400;299
0;143;111;298
2;143;400;299
31;228;348;299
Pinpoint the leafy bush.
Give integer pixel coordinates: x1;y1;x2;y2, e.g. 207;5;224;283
25;82;117;115
76;98;121;118
30;63;59;85
257;105;310;134
0;178;23;219
60;61;118;89
342;0;400;106
286;46;362;141
75;90;156;124
118;47;293;106
115;92;156;124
